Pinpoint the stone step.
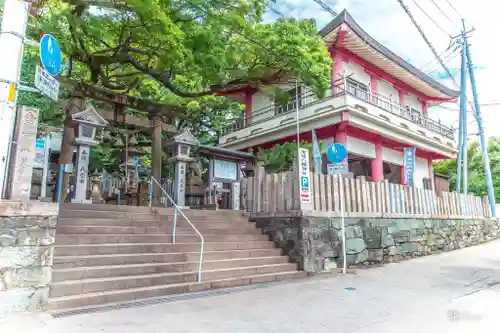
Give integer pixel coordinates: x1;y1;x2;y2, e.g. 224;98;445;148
53;248;284;268
60;203;154;213
57;218;254;228
46;271;306;311
51;256;291;282
55;233;269;245
53;241;276;256
58;210;161;220
49;264;299;298
56;225;260;235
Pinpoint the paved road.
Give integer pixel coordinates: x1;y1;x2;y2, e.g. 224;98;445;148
2;241;500;332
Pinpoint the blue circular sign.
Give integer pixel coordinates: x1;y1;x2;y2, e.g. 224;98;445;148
326;143;348;163
40;34;62;76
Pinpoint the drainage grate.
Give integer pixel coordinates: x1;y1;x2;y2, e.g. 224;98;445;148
51;281;281;318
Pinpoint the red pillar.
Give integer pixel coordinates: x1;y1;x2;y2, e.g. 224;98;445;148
400;165;406;185
428;157;435;192
367;71;378;103
332;51;344;94
244;90;253;126
420;99;428;116
371;137;383;182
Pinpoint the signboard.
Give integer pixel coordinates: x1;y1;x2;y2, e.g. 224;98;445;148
327;161;348;176
298;148;311;204
213;159;238;181
33;139;45;169
74;146;90;202
35;66;60;101
403;147;416;186
326;143;348;163
40;34;62;76
11;107;40;200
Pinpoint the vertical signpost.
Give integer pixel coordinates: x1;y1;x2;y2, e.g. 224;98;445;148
298;148;312;209
326;143;348;274
403;147;416;186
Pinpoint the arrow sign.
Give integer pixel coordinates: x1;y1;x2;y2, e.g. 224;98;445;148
40;34;62;76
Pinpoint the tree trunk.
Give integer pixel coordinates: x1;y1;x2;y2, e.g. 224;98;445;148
151;114;162;205
57;96;85;202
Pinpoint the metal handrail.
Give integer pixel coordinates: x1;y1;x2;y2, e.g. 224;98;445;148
149;176;204;282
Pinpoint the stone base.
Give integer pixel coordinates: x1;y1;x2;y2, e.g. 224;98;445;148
0;215;57;316
251;215;500;273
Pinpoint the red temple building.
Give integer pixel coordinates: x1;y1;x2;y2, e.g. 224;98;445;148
219;10;458;191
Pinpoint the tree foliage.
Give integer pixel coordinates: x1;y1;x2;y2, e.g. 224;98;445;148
256;140;323;173
33;0;331;104
19;0;332;173
434;137;500;202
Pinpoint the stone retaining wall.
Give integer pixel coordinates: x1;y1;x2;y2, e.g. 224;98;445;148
253;215;500;273
0;202;57;317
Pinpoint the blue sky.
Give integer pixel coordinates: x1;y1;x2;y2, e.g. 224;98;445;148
267;0;499;139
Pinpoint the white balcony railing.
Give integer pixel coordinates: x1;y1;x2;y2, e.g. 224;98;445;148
221;82;454;139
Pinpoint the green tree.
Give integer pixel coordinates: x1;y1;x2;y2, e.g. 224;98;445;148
434;137;500;202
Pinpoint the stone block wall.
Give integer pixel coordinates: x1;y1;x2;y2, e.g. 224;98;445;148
0;202;57;317
253;215;500;273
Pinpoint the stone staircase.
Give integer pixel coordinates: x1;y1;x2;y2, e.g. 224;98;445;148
47;204;305;311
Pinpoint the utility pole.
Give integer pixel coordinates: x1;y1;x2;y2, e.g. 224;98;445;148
463;26;496;216
459;35;468;194
0;0;30;198
456;40;464;193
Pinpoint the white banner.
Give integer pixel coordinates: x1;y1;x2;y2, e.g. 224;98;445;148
298;148;311;204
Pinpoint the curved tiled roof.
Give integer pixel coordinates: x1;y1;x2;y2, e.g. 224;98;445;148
319;10;459;97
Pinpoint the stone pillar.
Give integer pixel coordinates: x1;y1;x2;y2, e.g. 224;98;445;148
151;114;162;205
371;137;383;182
231;182;240;210
10;106;39;200
73;145;90;203
174;160;187;207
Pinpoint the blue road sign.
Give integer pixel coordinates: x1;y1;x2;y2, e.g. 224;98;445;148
40;34;62;76
326;143;348;163
300;176;309;190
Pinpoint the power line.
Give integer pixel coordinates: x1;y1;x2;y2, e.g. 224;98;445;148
311;0;337;16
444;0;464;19
397;0;458;86
409;0;452;37
429;0;458;28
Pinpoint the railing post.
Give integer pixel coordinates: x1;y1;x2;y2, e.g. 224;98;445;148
172;209;177;244
148;178;153;208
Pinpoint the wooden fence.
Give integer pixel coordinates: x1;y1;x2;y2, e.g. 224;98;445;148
241;167;492;218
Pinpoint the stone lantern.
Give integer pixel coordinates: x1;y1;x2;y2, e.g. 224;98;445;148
165;129;199;207
71;104;108;203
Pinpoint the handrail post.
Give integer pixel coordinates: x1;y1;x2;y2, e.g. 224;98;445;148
172;209;177;244
148;178;153;208
150;176;204;282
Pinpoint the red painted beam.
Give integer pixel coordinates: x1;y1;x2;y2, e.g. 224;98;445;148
334;30;346;48
336;47;457;103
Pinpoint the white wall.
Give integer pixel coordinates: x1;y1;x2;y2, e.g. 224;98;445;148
344;62;370;86
346;136;375;158
414;157;429;188
382;147;403;165
377;80;399;102
405;93;422;113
